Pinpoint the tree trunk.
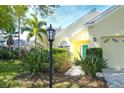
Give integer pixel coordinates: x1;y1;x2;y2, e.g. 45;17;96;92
35;35;37;49
18;17;21;58
34;35;37;63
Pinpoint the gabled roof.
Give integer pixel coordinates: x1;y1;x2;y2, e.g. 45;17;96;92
56;8;101;36
61;8;102;31
84;5;121;26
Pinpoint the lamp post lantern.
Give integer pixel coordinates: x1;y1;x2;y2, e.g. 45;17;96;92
46;24;56;88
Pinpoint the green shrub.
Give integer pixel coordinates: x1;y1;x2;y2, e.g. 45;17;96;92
21;48;71;73
19;48;29;58
0;47;18;60
74;54;108;78
0;46;28;60
52;48;68;54
86;48;103;58
21;48;49;74
53;50;71;72
53;48;71;72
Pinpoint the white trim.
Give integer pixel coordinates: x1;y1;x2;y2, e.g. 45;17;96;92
85;5;122;26
101;35;124;39
62;8;101;31
70;26;87;38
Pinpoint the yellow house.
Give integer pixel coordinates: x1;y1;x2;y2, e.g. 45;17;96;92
54;8;101;58
54;5;124;69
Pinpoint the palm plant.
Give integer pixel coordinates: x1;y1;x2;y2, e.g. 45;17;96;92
22;14;47;48
74;54;108;78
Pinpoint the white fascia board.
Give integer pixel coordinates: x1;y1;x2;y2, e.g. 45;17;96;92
101;34;124;39
85;5;122;26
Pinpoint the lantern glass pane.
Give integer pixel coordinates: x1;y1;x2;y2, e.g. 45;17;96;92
50;30;53;40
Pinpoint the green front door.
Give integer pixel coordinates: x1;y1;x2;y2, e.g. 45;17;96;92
82;45;88;58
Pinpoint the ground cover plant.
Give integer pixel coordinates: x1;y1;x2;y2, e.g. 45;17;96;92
0;60;108;88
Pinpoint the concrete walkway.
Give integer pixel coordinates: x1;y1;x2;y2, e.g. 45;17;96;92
65;66;124;88
102;68;124;88
65;65;85;76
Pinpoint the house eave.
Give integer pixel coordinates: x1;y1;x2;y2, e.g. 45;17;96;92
84;5;122;27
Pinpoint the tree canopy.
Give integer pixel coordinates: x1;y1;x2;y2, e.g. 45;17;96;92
0;5;15;32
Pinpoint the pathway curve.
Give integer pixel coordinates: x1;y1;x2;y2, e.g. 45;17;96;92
102;68;124;88
65;65;124;88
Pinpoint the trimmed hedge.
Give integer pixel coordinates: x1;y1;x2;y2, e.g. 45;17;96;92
53;48;71;72
53;49;71;72
86;48;103;58
52;48;68;54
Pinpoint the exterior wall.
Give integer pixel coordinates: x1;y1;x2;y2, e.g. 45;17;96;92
89;6;124;46
101;35;124;68
88;6;124;68
71;40;89;58
70;28;89;58
54;27;90;58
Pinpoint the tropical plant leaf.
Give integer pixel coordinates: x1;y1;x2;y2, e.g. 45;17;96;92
21;27;32;33
22;13;47;47
27;32;34;41
39;28;47;35
38;21;47;28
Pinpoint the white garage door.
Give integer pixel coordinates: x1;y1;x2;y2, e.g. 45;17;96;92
101;36;124;69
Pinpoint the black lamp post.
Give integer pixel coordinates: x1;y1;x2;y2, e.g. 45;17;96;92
46;24;56;88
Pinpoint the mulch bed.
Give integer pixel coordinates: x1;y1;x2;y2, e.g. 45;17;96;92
14;72;108;88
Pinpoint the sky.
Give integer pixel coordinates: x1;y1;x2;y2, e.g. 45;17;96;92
21;5;112;40
46;5;112;29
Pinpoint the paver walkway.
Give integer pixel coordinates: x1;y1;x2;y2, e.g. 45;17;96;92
102;68;124;88
65;66;124;88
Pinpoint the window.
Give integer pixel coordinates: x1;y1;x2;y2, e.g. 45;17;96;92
58;40;70;49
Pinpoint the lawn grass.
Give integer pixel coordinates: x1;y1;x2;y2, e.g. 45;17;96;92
0;60;79;88
0;60;49;88
0;60;23;87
